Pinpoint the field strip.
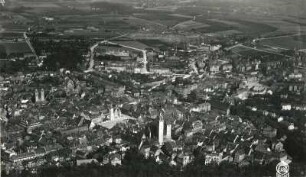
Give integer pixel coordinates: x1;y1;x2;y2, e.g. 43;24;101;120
257;33;301;41
239;44;291;57
129;16;167;28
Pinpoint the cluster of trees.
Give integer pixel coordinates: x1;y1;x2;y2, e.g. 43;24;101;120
42;46;85;71
30;37;90;71
1;37;90;74
0;58;33;74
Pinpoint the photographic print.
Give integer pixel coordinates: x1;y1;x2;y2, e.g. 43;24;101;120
1;0;306;176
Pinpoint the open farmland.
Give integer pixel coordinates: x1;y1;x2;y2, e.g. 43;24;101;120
229;19;277;36
31;14;141;38
173;20;209;31
0;32;24;39
194;16;277;37
58;15;138;32
0;0;304;43
6;1;63;14
133;12;191;27
259;35;306;50
123;16;167;32
0;12;31;33
228;44;286;58
193;18;236;34
137;39;172;49
206;30;241;37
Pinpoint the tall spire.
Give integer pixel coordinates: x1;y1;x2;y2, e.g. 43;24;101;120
41;88;45;102
110;105;114;121
35;89;40;103
159;110;164;121
142;50;148;73
166;124;172;140
158;113;164;146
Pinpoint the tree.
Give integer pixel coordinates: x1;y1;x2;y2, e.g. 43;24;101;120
43;45;84;71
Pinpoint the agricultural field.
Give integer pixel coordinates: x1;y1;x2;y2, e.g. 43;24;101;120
193;16;277;37
206;30;241;37
173;20;209;31
259;35;306;50
228;44;284;58
0;32;24;39
193;18;236;34
57;15;138;32
0;11;31;33
123;16;167;32
137;39;172;50
230;19;277;36
1;0;305;44
133;12;191;27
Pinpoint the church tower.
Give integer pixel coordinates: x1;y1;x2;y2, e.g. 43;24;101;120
158;113;164;146
166;124;172;140
41;88;45;102
35;89;40;103
110;106;114;121
114;107;122;119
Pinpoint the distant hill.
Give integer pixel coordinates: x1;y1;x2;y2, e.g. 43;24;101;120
194;0;306;17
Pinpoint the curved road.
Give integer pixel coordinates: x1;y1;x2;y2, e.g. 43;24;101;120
85;33;129;73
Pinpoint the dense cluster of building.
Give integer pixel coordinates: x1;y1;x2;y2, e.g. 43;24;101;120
1;31;306;176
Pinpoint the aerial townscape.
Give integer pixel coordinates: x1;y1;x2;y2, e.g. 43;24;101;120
0;0;306;177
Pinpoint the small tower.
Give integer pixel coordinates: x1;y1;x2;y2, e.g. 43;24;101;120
118;109;122;118
166;124;172;140
110;106;114;121
158;113;164;146
35;89;40;103
227;107;231;116
141;50;148;74
138;134;146;150
40;88;45;102
114;107;122;119
114;108;118;119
